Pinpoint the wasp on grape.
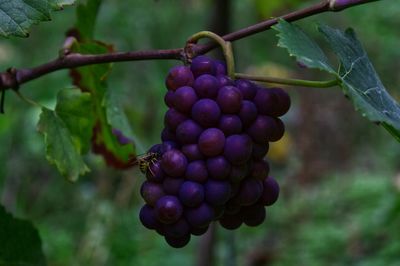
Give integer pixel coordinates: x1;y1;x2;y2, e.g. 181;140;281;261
129;152;161;177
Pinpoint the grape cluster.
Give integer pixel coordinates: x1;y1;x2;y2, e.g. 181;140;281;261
139;55;289;248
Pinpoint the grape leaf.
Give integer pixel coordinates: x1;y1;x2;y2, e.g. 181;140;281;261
273;19;400;141
76;0;102;39
55;88;95;154
37;107;90;182
0;204;46;266
272;19;335;73
0;0;76;38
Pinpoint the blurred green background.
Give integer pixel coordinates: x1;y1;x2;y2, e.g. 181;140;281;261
0;0;399;265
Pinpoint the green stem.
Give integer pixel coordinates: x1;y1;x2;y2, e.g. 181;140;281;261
235;73;339;88
186;31;235;79
14;90;45;109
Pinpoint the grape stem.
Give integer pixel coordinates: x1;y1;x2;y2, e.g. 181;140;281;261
186;31;236;79
0;0;378;92
235;73;339;88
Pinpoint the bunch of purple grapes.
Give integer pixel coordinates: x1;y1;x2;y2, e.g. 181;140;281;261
139;55;289;248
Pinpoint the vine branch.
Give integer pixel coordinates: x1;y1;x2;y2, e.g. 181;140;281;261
0;0;379;91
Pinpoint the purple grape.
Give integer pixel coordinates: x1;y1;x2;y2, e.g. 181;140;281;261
235;79;257;100
155;196;183;224
140;181;165;206
164;91;175;108
206;156;231;180
224;199;241;215
247;115;276;144
174;86;198;113
181;144;204;161
163;177;184;195
253;88;280;116
214;60;227;76
198;128;225;157
192;99;221;128
112;128;132;145
139;205;161;230
270;88;290;116
185;160;208;183
223;134;253;165
218;115;242;136
165;65;194;91
190;225;209;236
193;74;219;99
252;142;269;160
164;108;187;131
161;141;179;154
190;55;216;77
165;233;191;248
236;178;263;206
179;181;204;207
242;204;266;227
161;149;188;177
148;143;163;154
269;118;285;142
216;75;234;87
217;86;243;114
176;120;203;145
229;163;250;183
185;203;214;228
259;177;280;206
213;205;225;220
204;179;231;206
239;100;258;128
219;213;242;230
163;218;190;238
250;160;270;180
144;160;164;182
161;127;177;142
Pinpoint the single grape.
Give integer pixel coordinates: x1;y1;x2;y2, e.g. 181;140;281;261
223;134;253;165
179;181;204;207
204;179;231;206
250;160;270;180
185;160;208;183
140;181;165;207
198;128;225;157
161;141;179;154
148;143;163;154
155;196;183;224
165;233;191;248
191;99;221;128
161;149;188;177
206;156;231;180
214;60;227;76
191;55;216;77
165;65;194;91
146;160;165;183
181;144;204;161
218;115;242;136
164;91;175;108
176;119;203;145
235;79;257;100
193;74;219;99
253;88;284;117
164;108;187;131
258;177;280;206
174;86;198;113
247;115;276;144
190;225;209;236
224;199;241;215
252;142;269;160
161;127;177;142
139;204;161;230
239;100;258;128
163;177;184;195
216;75;234;87
219;213;242;230
270;88;291;117
163;218;190;238
217;86;243;114
229;163;250;183
269;118;285;142
236;178;263;206
241;204;266;227
185;203;214;228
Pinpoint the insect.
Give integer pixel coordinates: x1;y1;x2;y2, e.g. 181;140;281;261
129;152;161;177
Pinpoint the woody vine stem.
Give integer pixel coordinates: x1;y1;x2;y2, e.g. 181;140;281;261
0;0;379;94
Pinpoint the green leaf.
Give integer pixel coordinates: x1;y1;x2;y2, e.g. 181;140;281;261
0;204;46;266
0;0;76;38
319;25;400;141
273;20;400;141
103;90;133;138
55;88;96;154
37;107;89;182
272;19;335;73
76;0;103;39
